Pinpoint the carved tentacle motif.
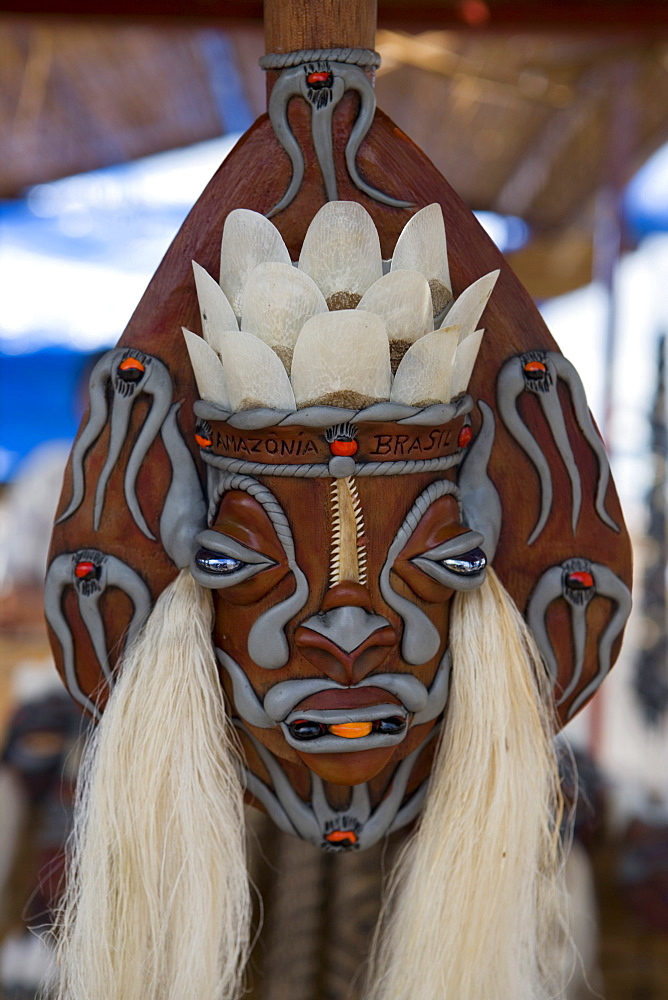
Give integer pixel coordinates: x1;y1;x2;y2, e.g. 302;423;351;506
527;557;632;718
266;60;412;217
497;349;620;544
57;348;175;538
44;549;151;718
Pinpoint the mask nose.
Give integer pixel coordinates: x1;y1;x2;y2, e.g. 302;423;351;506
295;584;398;684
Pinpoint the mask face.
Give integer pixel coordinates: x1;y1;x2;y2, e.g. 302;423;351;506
189;412;488;850
44;202;633;856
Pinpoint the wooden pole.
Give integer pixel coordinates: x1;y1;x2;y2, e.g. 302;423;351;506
263;0;377;54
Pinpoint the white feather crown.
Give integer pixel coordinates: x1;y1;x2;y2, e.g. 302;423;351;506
183;201;499;414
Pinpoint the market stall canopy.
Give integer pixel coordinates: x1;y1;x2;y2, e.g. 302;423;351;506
2;3;668;296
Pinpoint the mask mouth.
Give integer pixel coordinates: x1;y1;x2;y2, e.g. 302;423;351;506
281;703;409;753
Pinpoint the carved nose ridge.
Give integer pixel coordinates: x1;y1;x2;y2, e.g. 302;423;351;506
295;606;398;683
301;606;391;652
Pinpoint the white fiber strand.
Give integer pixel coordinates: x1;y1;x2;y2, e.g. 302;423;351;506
365;567;564;1000
51;569;251;1000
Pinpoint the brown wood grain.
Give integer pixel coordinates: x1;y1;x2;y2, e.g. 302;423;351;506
264;0;377;54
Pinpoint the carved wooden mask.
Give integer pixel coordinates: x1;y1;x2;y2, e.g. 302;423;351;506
46;198;632;853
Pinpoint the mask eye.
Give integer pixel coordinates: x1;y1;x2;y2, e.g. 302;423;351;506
440;547;486;576
194;549;246;576
190;530;278;590
411;531;487;592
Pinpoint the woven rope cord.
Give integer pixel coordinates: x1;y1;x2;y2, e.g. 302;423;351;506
208;474;296;560
202;451;463;479
260;47;381;70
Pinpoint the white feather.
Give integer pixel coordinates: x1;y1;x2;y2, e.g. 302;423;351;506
215;330;296;411
357;270;433;344
390;326;459;405
441;270;499;342
240;262;328;350
182;328;230;408
298;201;382;304
291;309;391;407
192;262;238;341
220;209;290;319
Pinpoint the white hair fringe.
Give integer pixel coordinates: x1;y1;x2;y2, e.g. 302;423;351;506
49;568;251;1000
365;566;565;1000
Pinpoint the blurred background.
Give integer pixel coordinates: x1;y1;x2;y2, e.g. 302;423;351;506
1;1;668;997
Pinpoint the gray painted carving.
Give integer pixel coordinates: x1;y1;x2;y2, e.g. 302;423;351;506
201;450;463;480
57;348;174;539
266;61;412;217
237;721;434;851
328;456;356;478
191;529;276;589
44;549;151;718
299;605;392;653
412;650;451;725
160;402;207;568
228;408;293;430
193;397;472;430
527;557;631;718
215;647;274;729
380;479;462;665
279;406;358;427
458;401;502;561
411;530;486;591
497;350;620;544
206;474;309;668
263;670;431;722
280;704;408;753
217;644;450;730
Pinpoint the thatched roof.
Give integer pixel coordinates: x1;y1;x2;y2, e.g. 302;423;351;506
2;10;668;295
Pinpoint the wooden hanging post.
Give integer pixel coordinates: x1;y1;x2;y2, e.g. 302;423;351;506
264;0;377;54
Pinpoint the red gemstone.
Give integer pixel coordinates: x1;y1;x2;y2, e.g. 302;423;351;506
119;357;145;373
75;561;96;579
331;439;358;456
523;360;546;373
325;829;358;845
307;71;331;85
458;426;473;448
567;571;594;589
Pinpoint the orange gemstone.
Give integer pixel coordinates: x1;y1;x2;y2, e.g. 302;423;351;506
567;571;594;589
458;426;473;448
195;434;212;448
331;439;358;456
329;722;373;739
307;71;331;85
325;829;358;844
523;360;546;373
119;357;145;372
75;561;96;579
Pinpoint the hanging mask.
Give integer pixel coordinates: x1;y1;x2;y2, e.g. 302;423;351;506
46;198;632;852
